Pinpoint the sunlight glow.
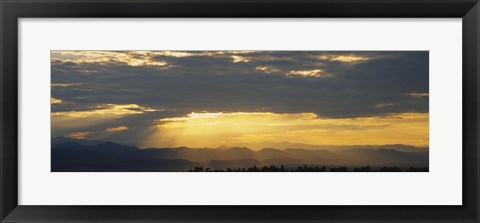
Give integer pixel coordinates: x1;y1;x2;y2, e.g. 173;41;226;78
142;111;429;148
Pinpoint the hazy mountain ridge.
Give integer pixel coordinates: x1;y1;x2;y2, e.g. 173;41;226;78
228;141;428;152
51;137;429;172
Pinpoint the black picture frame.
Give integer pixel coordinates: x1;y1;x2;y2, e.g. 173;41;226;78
1;0;479;222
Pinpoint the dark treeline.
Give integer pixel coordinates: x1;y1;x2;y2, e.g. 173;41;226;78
187;165;429;172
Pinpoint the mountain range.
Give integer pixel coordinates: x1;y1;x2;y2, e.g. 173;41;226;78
51;137;429;172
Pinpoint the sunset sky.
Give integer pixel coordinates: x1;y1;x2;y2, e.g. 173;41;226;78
51;51;429;149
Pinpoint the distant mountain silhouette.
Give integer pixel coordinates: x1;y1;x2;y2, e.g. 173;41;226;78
52;141;200;172
335;148;428;167
229;141;428;152
51;138;428;172
52;137;107;146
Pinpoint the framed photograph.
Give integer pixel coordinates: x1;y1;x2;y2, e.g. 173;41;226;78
1;0;479;222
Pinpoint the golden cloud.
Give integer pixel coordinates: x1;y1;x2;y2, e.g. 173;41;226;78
66;131;91;139
406;92;429;98
106;126;129;132
51;51;169;67
256;66;281;73
52;104;160;136
286;69;328;78
51;98;62;104
153;51;195;58
52;104;159;118
231;55;251;63
318;54;370;63
155;51;256;63
51;51;260;68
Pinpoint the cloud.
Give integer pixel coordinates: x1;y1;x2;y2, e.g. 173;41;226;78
106;126;129;132
155;112;318;128
66;131;91;139
51;51;269;77
51;104;162;139
255;66;281;73
155;51;256;63
51;98;62;104
231;55;251;63
318;54;370;63
286;69;329;78
52;104;159;118
406;92;429;98
51;51;428;121
51;83;83;87
51;51;169;67
154;51;195;58
153;51;256;58
375;103;395;108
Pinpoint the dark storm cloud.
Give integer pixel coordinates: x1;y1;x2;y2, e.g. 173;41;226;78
51;51;428;120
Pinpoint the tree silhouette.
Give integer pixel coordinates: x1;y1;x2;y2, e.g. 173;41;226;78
330;166;348;172
354;166;371;172
187;165;428;172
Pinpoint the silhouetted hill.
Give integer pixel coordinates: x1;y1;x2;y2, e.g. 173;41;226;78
233;141;428;152
52;137;107;146
51;138;428;172
52;142;200;172
336;148;429;167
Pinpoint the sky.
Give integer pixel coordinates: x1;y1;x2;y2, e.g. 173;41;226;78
51;51;429;149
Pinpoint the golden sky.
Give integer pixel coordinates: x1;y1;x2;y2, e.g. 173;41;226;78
140;111;429;148
52;109;428;148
